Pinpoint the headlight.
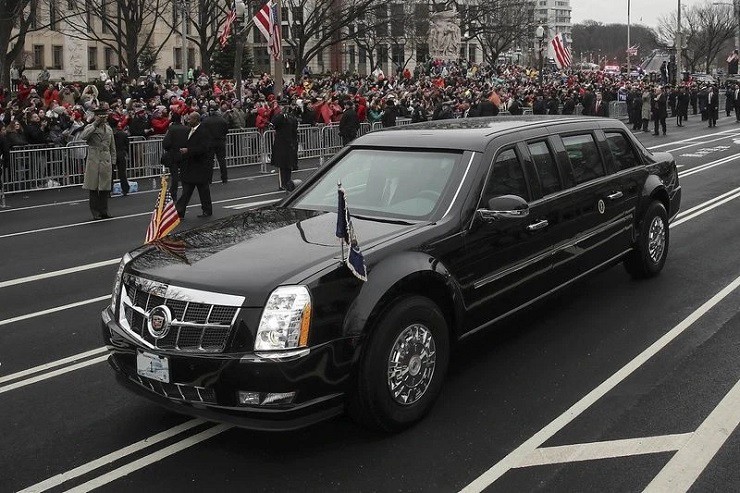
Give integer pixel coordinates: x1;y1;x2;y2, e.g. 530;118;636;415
110;253;133;312
255;286;312;351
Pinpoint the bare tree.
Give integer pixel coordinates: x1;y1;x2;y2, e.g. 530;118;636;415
280;0;381;75
161;0;228;74
465;0;537;65
63;0;175;79
658;1;736;73
0;0;80;87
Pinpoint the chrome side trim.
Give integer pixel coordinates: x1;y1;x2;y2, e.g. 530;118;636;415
443;152;476;218
473;249;552;290
461;249;633;340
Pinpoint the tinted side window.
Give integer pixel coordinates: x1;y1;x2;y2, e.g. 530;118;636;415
562;134;606;184
527;141;561;196
482;148;529;203
605;132;641;171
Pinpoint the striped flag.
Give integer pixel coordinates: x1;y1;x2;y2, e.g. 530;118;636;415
219;8;237;48
549;33;572;70
145;176;181;244
254;0;282;60
336;184;367;282
627;45;639;56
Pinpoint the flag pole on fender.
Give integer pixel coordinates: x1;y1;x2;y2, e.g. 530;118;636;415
336;182;367;282
145;175;181;244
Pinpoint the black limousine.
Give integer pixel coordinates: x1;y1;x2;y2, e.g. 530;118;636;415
102;117;681;431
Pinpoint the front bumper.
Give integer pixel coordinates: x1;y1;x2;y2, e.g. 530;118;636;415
102;307;358;431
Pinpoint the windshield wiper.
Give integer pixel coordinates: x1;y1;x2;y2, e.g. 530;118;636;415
351;214;419;225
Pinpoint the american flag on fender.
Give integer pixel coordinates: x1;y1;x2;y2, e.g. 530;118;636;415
145;176;181;244
219;8;237;48
151;237;190;265
549;33;572;70
336;184;367;282
254;0;282;60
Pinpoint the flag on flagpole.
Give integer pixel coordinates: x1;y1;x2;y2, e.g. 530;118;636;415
145;176;181;244
254;0;282;60
627;45;639;56
549;33;572;70
219;8;238;48
336;184;367;281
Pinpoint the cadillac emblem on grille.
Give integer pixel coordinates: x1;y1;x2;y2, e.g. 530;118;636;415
147;305;172;339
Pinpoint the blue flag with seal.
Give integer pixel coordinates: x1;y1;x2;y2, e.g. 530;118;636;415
336;183;367;281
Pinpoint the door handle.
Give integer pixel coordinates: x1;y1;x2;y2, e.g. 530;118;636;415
526;219;549;232
607;191;624;200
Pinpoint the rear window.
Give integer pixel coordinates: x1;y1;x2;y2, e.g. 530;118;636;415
605;132;642;171
562;134;606;184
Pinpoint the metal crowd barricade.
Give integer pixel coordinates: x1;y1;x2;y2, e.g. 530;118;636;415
609;101;629;120
262;129;275;173
319;125;343;166
127;137;165;188
226;130;264;169
297;125;324;160
4;143;86;193
357;122;373;138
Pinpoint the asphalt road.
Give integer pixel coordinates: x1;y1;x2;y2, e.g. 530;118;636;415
1;114;739;493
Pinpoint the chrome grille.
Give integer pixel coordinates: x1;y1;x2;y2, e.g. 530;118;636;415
120;275;243;353
132;376;217;404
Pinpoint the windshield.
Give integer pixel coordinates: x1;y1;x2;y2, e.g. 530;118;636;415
293;149;461;220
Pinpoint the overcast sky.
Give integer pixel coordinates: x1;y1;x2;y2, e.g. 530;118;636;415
570;0;713;28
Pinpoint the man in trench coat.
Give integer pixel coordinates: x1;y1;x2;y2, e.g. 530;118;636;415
80;109;116;220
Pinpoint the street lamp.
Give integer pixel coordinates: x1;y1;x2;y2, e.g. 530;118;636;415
536;24;545;85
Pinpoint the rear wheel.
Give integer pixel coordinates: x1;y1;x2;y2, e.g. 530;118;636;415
624;201;669;278
348;296;449;432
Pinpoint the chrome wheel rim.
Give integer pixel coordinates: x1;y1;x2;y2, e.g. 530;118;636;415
387;324;437;405
648;216;666;264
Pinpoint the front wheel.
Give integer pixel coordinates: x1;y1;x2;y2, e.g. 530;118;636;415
348;296;449;432
624;200;669;278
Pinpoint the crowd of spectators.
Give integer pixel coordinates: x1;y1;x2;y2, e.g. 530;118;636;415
0;58;730;190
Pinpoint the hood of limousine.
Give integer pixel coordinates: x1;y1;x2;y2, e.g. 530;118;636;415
126;207;418;306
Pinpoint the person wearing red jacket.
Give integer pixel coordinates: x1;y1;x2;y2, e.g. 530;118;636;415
151;110;170;135
355;97;367;122
44;85;59;108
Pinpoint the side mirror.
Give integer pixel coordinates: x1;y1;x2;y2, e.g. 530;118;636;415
477;195;529;223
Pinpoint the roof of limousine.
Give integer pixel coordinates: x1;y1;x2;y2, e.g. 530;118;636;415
352;116;622;153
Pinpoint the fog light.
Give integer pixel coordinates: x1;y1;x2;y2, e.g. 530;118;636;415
237;391;260;405
261;392;296;406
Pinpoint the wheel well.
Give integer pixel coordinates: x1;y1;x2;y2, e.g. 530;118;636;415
365;272;458;344
650;188;670;217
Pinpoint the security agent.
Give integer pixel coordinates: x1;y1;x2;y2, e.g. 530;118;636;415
270;98;299;192
201;101;229;183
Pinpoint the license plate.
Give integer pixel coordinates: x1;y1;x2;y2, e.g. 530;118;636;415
136;350;170;383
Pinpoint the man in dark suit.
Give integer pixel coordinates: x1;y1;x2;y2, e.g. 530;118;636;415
270;99;299;191
707;85;719;128
201;102;229;183
339;100;360;146
652;86;668;136
162;112;189;202
594;93;608;117
176;112;213;218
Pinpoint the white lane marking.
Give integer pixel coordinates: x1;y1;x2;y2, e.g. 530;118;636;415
0;355;108;395
665;134;740;153
517;433;692;468
674;186;740;220
459;271;740;492
0;347;107;384
0;295;110;327
646;129;740;150
0;167;319;214
62;423;233;493
671;190;740;228
678;153;740;178
0;190;286;240
223;198;281;210
18;419;206;493
0;259;119;289
644;379;740;493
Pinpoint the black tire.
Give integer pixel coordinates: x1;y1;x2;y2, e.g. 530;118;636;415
624;201;669;279
348;295;450;432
